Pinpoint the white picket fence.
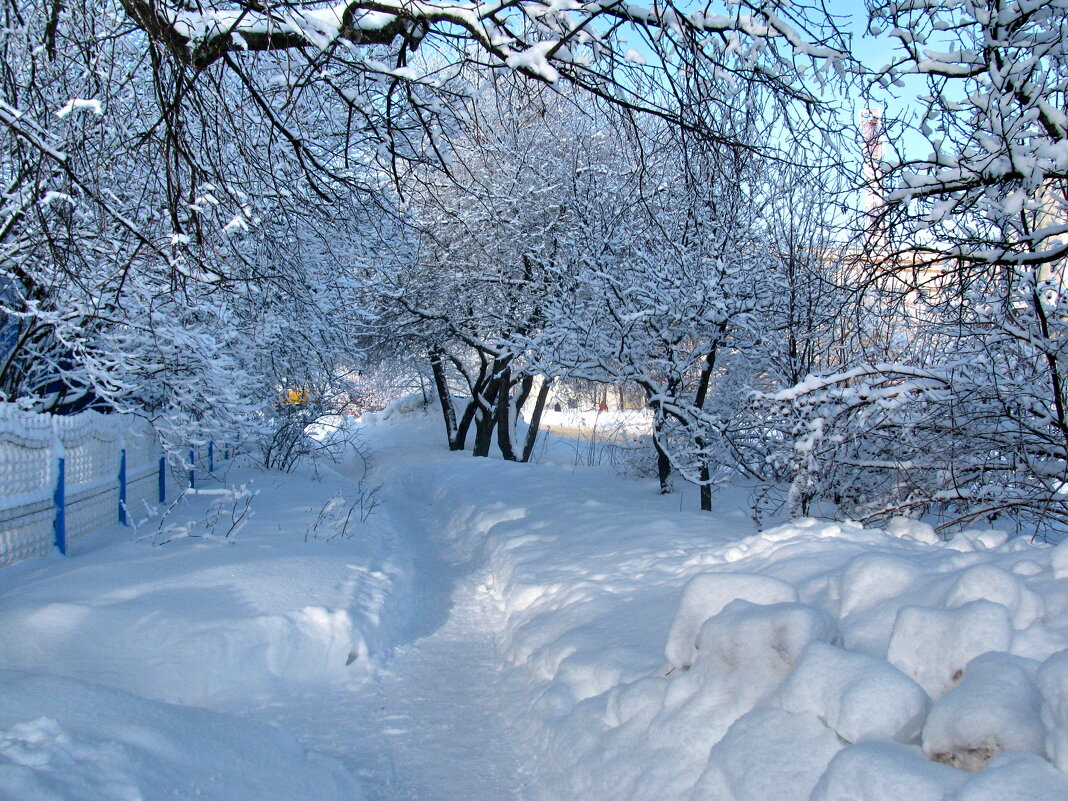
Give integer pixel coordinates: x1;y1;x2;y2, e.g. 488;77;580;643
0;405;161;566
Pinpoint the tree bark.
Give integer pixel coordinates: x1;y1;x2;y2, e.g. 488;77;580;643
496;365;519;461
472;373;501;457
652;412;673;494
693;330;725;512
699;463;713;511
520;378;551;463
429;350;463;451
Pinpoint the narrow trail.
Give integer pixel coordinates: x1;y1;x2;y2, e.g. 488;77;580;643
254;566;531;801
341;575;530;801
252;447;534;801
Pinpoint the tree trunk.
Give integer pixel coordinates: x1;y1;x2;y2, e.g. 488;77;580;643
496;366;519;461
693;332;725;511
514;373;534;412
699;462;712;511
520;378;551;463
429;351;464;451
454;399;477;450
652;413;673;494
472;374;501;458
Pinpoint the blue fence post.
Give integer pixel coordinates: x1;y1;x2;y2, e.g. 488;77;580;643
189;449;195;489
118;448;128;525
53;456;66;556
158;455;166;504
208;441;214;473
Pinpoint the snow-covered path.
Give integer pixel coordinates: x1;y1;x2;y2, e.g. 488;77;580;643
257;570;530;801
4;411;1068;801
248;430;534;801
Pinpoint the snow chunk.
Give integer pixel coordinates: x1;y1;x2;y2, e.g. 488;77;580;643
505;41;560;82
776;642;930;744
1050;538;1068;579
953;751;1068;801
922;652;1046;771
692;600;837;686
946;529;1010;552
646;601;836;768
665;573;798;671
360;391;432;423
811;741;965;801
55;98;102;118
884;517;939;545
946;564;1044;629
694;707;842;801
839;553;924;618
887;601;1013;698
1036;648;1068;773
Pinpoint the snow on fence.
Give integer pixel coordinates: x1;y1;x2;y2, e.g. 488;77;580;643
0;405;242;566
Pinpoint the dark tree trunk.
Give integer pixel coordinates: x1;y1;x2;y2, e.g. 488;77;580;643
497;366;519;461
472;373;501;458
693;330;725;512
520;378;551;463
699;464;713;511
514;373;534;412
429;350;465;451
454;399;477;450
652;413;673;494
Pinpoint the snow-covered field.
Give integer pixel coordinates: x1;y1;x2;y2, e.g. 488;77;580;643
2;407;1068;800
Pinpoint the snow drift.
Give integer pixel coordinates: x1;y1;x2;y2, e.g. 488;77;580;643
377;416;1068;801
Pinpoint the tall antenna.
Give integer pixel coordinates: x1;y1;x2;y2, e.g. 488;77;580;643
859;108;886;245
859;108;884;214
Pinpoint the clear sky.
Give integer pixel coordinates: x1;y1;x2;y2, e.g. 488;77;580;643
826;0;931;162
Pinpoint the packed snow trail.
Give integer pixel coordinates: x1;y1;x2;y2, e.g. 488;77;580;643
277;576;530;801
248;426;534;801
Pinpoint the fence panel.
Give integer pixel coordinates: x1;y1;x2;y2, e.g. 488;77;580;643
0;408;57;564
0;406;160;566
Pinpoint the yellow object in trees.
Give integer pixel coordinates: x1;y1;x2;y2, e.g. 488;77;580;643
284;388;309;406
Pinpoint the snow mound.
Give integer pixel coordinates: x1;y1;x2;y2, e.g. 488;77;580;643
694;707;841;801
884;517;940;545
922;652;1046;771
0;671;364;801
887;601;1014;699
811;741;966;801
1051;539;1068;579
839;553;925;618
360;392;433;424
952;751;1068;801
776;641;929;744
690;600;837;685
946;564;1044;629
1036;649;1068;773
664;572;798;671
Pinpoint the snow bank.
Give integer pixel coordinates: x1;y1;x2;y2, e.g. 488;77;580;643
0;459;414;708
1037;649;1068;772
664;572;798;671
776;641;929;744
887;601;1014;699
374;413;1068;801
0;671;364;801
922;652;1046;771
360;391;434;424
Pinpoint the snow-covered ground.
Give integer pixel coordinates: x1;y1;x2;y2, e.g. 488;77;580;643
2;406;1068;800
